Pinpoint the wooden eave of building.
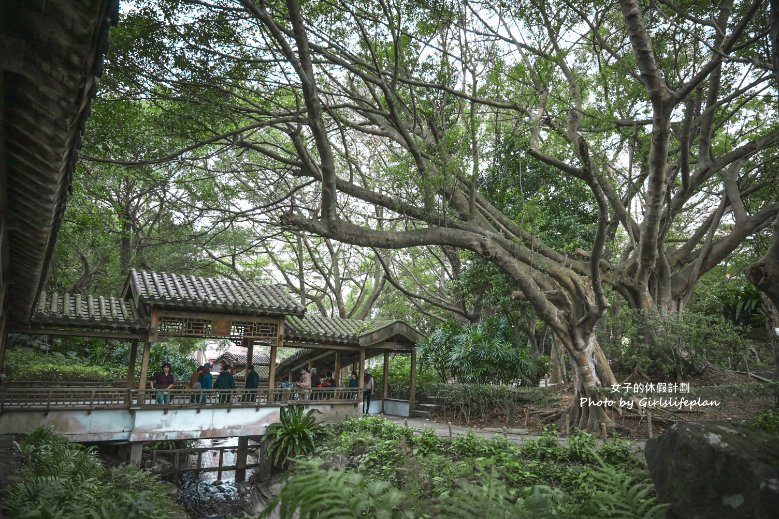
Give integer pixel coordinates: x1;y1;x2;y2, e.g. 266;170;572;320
277;316;423;377
2;0;119;326
9;290;148;339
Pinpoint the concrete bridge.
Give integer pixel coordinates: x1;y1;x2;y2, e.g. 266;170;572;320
0;385;362;475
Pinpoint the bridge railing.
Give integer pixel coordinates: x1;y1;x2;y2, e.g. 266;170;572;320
0;387;361;411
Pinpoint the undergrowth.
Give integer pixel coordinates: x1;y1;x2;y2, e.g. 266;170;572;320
270;416;666;518
1;427;184;518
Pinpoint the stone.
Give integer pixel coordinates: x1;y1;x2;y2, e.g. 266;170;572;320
268;482;284;496
319;454;350;471
645;422;779;519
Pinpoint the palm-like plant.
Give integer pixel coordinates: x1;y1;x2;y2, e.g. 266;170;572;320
265;405;325;466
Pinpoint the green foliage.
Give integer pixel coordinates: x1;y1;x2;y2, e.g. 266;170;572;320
3;427;182;518
258;461;413;519
4;335;198;383
311;416;649;512
4;349;122;382
260;457;666;519
381;355;437;400
421;382;556;424
419;317;547;386
567;430;598;464
581;458;669;519
601;308;757;378
266;406;326;465
744;409;779;436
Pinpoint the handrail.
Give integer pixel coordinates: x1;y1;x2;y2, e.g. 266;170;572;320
0;386;361;411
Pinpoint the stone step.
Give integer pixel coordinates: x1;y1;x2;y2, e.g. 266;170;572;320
410;409;431;418
415;403;438;412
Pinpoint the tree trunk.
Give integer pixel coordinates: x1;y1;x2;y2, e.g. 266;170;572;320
548;335;567;384
560;329;619;432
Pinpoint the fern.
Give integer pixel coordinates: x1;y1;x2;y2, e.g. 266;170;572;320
266;406;325;465
585;457;669;519
260;462;412;519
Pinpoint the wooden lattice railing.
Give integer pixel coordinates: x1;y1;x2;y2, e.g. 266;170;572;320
0;387;361;411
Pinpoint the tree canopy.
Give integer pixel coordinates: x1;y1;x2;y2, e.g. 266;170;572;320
60;0;778;431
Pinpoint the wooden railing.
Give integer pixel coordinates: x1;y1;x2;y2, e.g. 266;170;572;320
0;387;361;411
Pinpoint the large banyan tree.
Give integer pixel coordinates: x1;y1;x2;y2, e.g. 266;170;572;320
94;0;778;431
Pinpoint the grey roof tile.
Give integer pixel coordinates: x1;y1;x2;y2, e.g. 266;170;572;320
129;269;305;317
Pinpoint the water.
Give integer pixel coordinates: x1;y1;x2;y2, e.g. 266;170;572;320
172;437;258;519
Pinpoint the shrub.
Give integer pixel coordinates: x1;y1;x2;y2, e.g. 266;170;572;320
421;382;556;424
601;308;756;378
744;409;779;436
418;317;548;386
265;406;325;465
567;430;598;463
3;427;182;518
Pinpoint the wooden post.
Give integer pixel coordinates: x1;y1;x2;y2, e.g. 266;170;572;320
382;352;389;414
408;349;417;415
235;436;249;482
334;351;341;386
127;340;138;388
137;341;151;406
246;339;254;369
600;422;608;442
129;442;144;467
0;313;7;374
217;449;224;481
448;422;453;440
268;343;277;389
358;349;366;412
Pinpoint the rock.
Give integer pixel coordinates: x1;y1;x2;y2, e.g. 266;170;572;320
268;482;284;496
212;480;223;486
319;454;350;471
645;422;779;519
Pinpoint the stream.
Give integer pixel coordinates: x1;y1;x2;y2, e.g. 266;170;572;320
168;437;264;519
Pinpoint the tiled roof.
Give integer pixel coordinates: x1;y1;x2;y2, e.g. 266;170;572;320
31;291;144;331
284;315;423;346
4;0;118;324
125;269;305;317
214;351;272;367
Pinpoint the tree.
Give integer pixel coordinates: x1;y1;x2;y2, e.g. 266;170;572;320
88;0;777;431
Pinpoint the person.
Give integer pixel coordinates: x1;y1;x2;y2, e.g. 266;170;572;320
321;371;333;399
363;371;374;413
298;368;311;400
150;362;174;404
199;364;213;403
348;371;359;388
189;365;204;403
244;365;260;402
215;364;237;403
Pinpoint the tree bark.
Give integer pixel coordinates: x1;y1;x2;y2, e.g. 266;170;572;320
560;328;618;431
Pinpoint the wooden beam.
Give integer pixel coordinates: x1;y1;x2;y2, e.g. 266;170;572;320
8;326;146;340
283;350;337;375
359;349;366;412
137;341;151;405
382;352;389;414
0;312;7;374
409;349;417;414
127;340;138;388
246;339;254;367
334;351;341;386
268;343;277;389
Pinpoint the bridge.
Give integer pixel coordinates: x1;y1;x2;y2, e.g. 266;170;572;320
0;11;422;482
0;270;422;480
